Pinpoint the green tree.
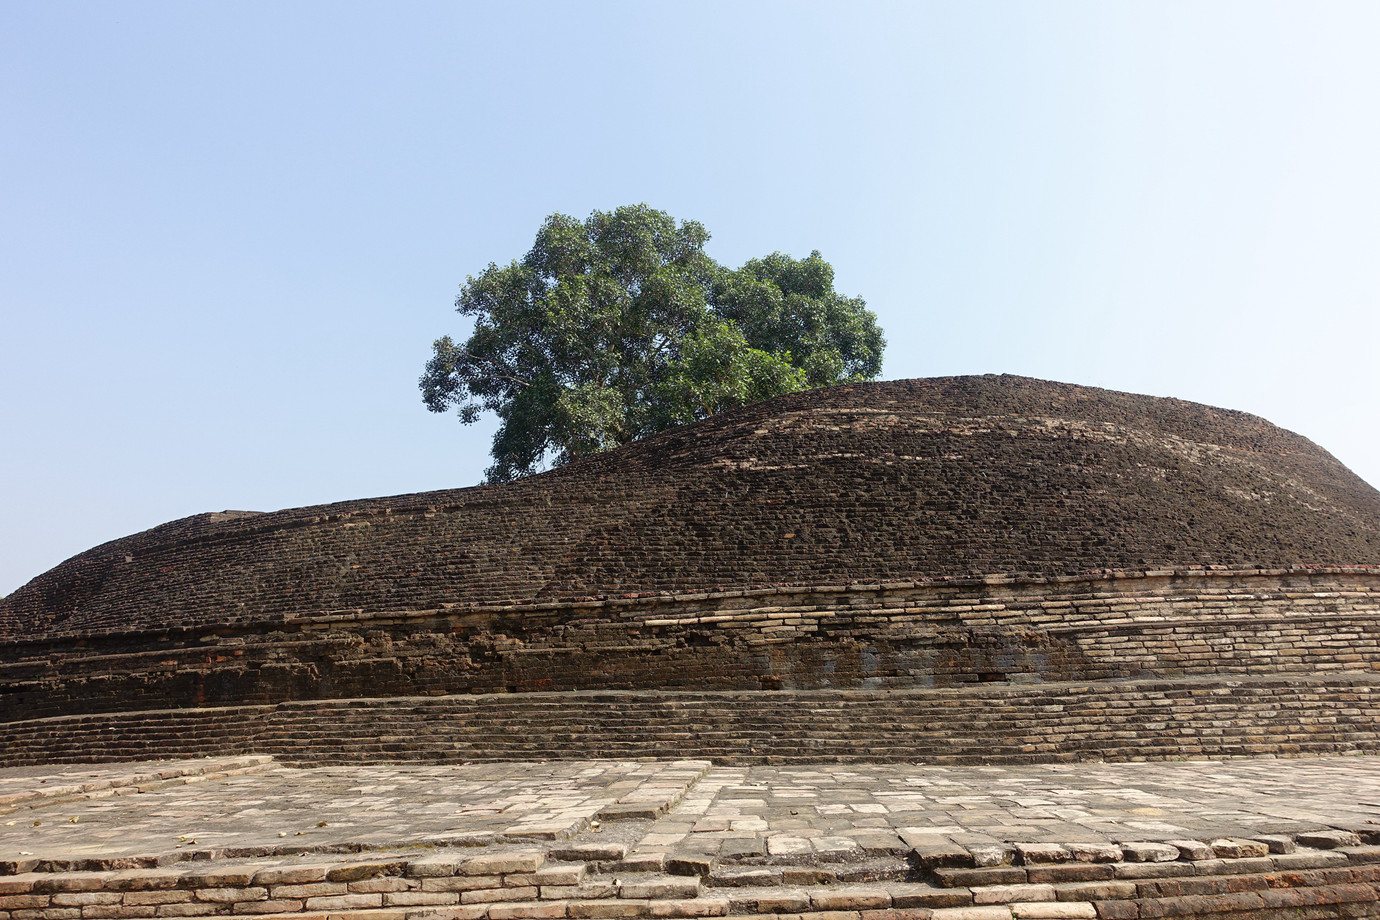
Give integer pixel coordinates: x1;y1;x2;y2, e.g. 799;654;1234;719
421;204;884;482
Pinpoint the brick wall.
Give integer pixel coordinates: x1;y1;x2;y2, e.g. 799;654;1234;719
2;570;1376;723
1;673;1376;767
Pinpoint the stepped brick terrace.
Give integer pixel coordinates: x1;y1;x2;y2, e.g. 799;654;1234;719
3;756;1380;920
3;375;1380;919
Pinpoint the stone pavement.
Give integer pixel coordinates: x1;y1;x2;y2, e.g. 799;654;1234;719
0;756;277;811
633;758;1380;863
1;755;1379;868
0;759;709;863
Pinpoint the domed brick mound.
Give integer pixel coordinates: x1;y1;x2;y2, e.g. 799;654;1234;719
3;375;1380;766
6;374;1380;638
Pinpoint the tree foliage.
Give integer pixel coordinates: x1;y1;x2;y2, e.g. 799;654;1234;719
421;204;884;482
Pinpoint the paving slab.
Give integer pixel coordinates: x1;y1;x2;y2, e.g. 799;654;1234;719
629;758;1380;857
0;757;275;811
0;760;709;863
0;756;1378;867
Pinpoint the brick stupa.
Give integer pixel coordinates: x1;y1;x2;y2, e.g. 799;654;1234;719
3;374;1379;765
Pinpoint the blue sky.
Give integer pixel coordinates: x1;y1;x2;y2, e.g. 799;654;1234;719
3;1;1379;596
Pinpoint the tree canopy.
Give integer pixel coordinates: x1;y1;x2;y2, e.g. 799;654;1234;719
421;204;885;483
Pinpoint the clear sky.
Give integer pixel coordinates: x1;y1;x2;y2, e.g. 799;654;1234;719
3;1;1379;597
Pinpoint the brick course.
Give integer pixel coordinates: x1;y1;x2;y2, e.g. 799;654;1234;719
0;674;1377;768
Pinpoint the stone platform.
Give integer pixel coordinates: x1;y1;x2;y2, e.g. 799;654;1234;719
3;756;1380;920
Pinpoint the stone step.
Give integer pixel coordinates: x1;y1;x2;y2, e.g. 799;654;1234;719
2;853;1380;920
608;875;702;900
708;858;914;888
723;882;973;913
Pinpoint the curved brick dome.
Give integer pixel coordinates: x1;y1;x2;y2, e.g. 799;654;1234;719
4;374;1380;642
